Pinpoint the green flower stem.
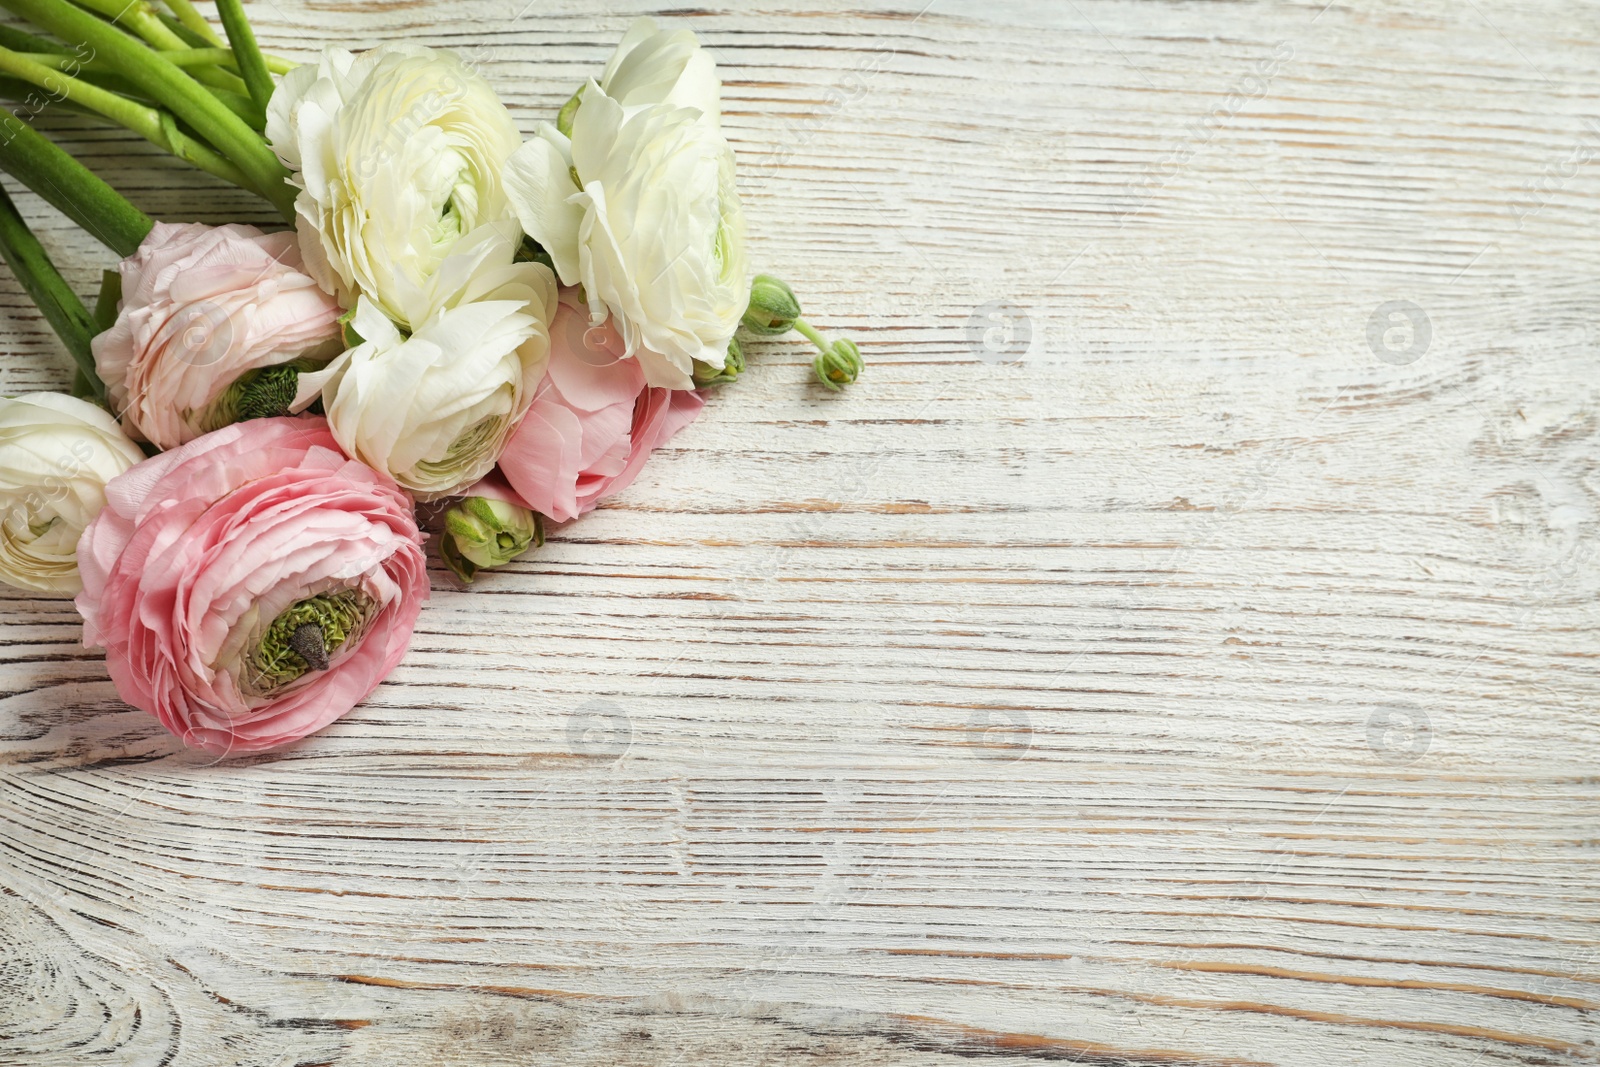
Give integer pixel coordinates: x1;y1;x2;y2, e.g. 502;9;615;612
789;317;862;390
69;0;189;51
160;0;225;47
92;267;119;331
213;0;273;118
185;60;252;100
21;47;230;69
157;48;237;69
22;45;296;78
16;48;273;114
129;46;257;121
0;110;151;255
193;82;260;126
793;318;829;352
68;0;259;108
0;181;105;401
153;9;210;48
0;75;110;118
0;23;68;54
0;65;154;107
0;46;253;190
0;0;295;219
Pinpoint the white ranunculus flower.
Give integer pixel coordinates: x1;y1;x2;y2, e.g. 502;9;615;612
594;17;721;126
0;393;144;595
504;85;748;390
294;225;556;501
265;43;522;329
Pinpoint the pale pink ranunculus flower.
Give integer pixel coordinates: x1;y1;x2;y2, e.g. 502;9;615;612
75;417;428;755
487;291;704;523
92;221;344;450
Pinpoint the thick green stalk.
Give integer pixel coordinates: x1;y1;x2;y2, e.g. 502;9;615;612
182;59;253;103
23;48;292;84
70;0;190;51
0;111;150;255
92;268;118;331
160;0;224;46
0;23;69;54
206;83;262;125
0;0;294;219
153;9;209;47
0;75;102;117
214;0;272;117
0;46;253;189
150;13;295;74
0;181;105;401
69;0;256;104
21;46;235;69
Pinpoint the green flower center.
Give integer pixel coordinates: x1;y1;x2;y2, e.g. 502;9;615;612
203;357;325;432
414;415;501;482
436;193;464;250
242;590;375;694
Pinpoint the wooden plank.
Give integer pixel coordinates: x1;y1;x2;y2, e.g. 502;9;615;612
2;2;1597;1064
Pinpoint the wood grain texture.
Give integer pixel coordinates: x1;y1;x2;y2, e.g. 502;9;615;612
2;1;1599;1064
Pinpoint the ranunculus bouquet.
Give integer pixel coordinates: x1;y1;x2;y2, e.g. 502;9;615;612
0;6;859;754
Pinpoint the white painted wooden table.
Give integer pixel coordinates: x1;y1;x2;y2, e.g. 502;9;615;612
3;2;1598;1064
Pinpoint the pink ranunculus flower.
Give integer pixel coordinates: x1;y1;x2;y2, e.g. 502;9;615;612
92;221;345;451
75;417;428;755
489;290;705;522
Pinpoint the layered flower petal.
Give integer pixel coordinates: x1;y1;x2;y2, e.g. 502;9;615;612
91;222;344;450
300;225;557;500
490;291;705;522
599;16;721;126
0;393;144;594
505;34;746;390
75;416;428;754
267;44;522;328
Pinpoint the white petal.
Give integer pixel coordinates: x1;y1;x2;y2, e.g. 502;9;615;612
599;17;660;88
568;84;624;183
670;48;722;127
503;129;583;286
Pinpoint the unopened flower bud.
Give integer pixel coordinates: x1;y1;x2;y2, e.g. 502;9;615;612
814;338;862;392
442;496;543;583
693;335;744;386
743;274;802;335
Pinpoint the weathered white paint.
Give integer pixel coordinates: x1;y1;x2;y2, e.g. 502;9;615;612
2;2;1598;1064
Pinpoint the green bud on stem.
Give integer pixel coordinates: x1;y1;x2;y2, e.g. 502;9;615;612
739;271;863;391
742;274;802;335
793;318;862;391
813;337;863;391
693;335;744;386
442;496;543;583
